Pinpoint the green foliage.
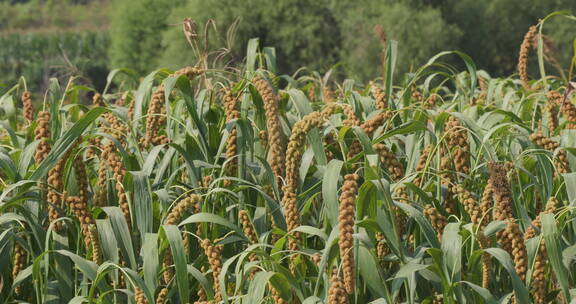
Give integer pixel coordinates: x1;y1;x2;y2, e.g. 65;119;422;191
108;0;183;74
442;0;576;76
159;0;341;74
333;0;462;81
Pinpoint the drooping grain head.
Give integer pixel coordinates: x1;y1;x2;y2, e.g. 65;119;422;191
518;25;538;90
253;75;286;185
339;173;358;294
21;91;34;123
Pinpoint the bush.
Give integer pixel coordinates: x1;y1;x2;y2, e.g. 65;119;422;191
442;0;576;76
159;0;341;74
108;0;182;74
333;0;462;81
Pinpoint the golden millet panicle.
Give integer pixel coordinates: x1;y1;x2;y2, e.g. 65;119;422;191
281;189;300;253
86;137;102;160
201;239;223;302
165;194;201;225
523;197;557;303
478;234;492;289
239;209;259;278
92;93;104;107
143;67;202;147
47;145;75;232
360;111;392;135
102;111;129;146
323;86;335;105
67;195;96;250
432;294;443;304
342;104;360;127
502;221;528;281
375;232;389;263
531;240;548;304
560;96;576;129
95;156;108;207
74;155;89;203
339;173;358;294
373;143;404;181
424;204;447;239
545;91;560;132
253;76;286;185
413;144;432;187
143;88;169;147
411;85;423;103
529;130;559;151
311;252;322;266
480;183;494;228
525;197;557;240
346;111;392;167
547;90;562;106
88;224;102;264
162;194;201;283
34;111;51;164
155;287;169;304
239;210;258;244
392;185;409;239
103;143;131;227
370;82;387;110
529;131;570;175
269;282;287;304
445;116;470;175
258;129;268;148
518;25;538;90
425;94;438;109
281;111;327;254
128;99;135;121
116;91;129;106
327;268;349;304
12;242;27;296
22;91;34;123
455;185;482;225
488;163;526;274
223;87;240;180
284;111;326;192
135;287;147;304
324;133;338;162
308;83;316;102
162;252;174;285
488;162;514;222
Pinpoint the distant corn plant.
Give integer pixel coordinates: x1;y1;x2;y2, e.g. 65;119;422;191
1;13;576;304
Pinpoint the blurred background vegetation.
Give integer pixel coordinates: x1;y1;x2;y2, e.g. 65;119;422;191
1;0;575;94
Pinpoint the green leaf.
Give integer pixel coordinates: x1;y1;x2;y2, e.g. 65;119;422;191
484;248;529;303
441;223;462;282
247;271;276;303
31;107;108;180
162;225;189;302
101;207;136;269
179;212;242;234
322;160;343;227
142;233;159;293
542;214;570;300
131;170;153;236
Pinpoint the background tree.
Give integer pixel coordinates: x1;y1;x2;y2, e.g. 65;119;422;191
332;0;462;81
159;0;341;74
108;0;183;74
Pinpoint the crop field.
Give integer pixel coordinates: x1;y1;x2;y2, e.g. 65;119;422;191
1;18;576;304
